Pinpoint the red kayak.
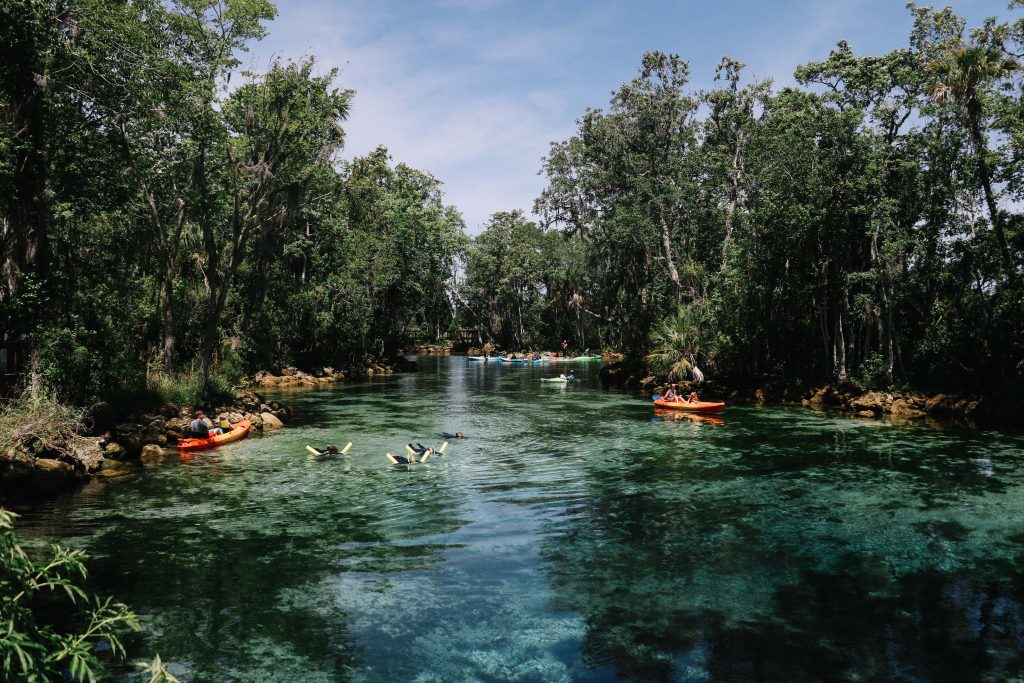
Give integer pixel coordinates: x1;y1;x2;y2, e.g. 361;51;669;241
177;420;252;451
653;398;725;412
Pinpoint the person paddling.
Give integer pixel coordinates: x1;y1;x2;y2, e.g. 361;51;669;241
663;384;680;402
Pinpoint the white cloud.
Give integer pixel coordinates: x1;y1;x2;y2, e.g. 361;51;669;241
250;0;586;232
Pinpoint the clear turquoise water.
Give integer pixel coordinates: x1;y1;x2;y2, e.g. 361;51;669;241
14;356;1024;682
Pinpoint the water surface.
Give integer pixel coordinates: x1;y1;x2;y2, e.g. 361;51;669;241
15;357;1024;681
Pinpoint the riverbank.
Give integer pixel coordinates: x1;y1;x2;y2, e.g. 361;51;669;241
0;387;291;500
599;361;1022;428
1;358;425;499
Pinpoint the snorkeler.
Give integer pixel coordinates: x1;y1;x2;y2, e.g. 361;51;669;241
387;450;431;464
304;443;352;456
439;431;465;439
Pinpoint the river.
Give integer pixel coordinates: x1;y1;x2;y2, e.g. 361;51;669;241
14;356;1024;681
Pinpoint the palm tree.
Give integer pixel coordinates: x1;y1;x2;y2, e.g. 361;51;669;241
645;306;708;382
930;45;1020;278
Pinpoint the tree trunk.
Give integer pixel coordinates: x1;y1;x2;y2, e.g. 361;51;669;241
658;208;682;303
969;116;1015;279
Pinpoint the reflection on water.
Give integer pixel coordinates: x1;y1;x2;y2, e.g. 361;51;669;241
13;357;1024;681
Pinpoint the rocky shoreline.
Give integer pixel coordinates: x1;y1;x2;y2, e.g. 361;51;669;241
600;361;1021;427
246;360;418;388
0;387;291;500
1;359;424;499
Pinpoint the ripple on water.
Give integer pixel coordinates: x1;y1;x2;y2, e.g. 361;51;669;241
13;357;1024;682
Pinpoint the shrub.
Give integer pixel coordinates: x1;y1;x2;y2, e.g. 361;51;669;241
0;509;139;681
0;392;87;460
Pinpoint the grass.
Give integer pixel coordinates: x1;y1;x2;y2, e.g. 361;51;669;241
0;391;87;458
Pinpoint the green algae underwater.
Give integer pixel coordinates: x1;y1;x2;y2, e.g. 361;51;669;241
14;356;1024;682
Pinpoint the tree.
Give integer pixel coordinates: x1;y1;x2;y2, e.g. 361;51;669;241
930;43;1019;279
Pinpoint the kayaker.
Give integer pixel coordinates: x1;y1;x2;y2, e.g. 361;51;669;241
189;411;213;438
687;392;699;403
663;384;680;402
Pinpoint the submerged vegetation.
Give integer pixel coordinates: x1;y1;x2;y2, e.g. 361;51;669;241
1;0;1022;402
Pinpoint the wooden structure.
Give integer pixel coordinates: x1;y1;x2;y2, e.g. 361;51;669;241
0;341;29;394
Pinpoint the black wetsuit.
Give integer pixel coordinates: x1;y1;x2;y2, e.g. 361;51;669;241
439;432;464;440
408;443;430;455
392;453;413;464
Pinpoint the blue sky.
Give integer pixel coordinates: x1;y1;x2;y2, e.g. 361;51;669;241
247;0;1014;232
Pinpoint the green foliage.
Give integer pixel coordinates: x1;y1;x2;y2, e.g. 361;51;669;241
0;509;140;681
532;5;1024;389
462;211;546;348
645;306;717;381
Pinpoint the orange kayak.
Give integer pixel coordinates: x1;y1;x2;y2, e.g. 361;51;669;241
652;398;725;412
177;420;252;451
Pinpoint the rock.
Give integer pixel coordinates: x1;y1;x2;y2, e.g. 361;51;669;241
925;394;955;416
260;412;284;430
271;409;288;424
103;442;128;460
113;423;144;457
889;399;926;419
0;446;36;483
857;410;876;418
395;357;419;373
71;437;105;473
165;417;190;440
281;366;298;376
141;444;164;459
30;458;76;494
639;375;659;390
850;391;885;415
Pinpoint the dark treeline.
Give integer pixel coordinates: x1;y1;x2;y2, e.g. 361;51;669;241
3;2;1024;406
0;0;465;404
466;3;1024;392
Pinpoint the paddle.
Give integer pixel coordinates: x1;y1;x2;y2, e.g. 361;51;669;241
651;394;661;402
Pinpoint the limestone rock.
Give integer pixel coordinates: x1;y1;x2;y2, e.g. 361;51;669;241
141;444;165;459
30;458;79;496
165;417;191;439
260;412;284;430
103;442;128;460
71;437;105;473
889;399;926;419
925;394;955;416
850;391;885;415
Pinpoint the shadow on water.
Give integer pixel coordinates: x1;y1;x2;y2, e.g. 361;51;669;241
12;356;1024;681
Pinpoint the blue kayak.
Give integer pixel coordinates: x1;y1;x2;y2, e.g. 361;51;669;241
499;356;527;364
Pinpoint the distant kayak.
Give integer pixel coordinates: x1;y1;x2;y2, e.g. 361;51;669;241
177;420;252;451
499;356;527;364
549;355;602;363
541;377;573;383
468;356;491;362
652;398;725;412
